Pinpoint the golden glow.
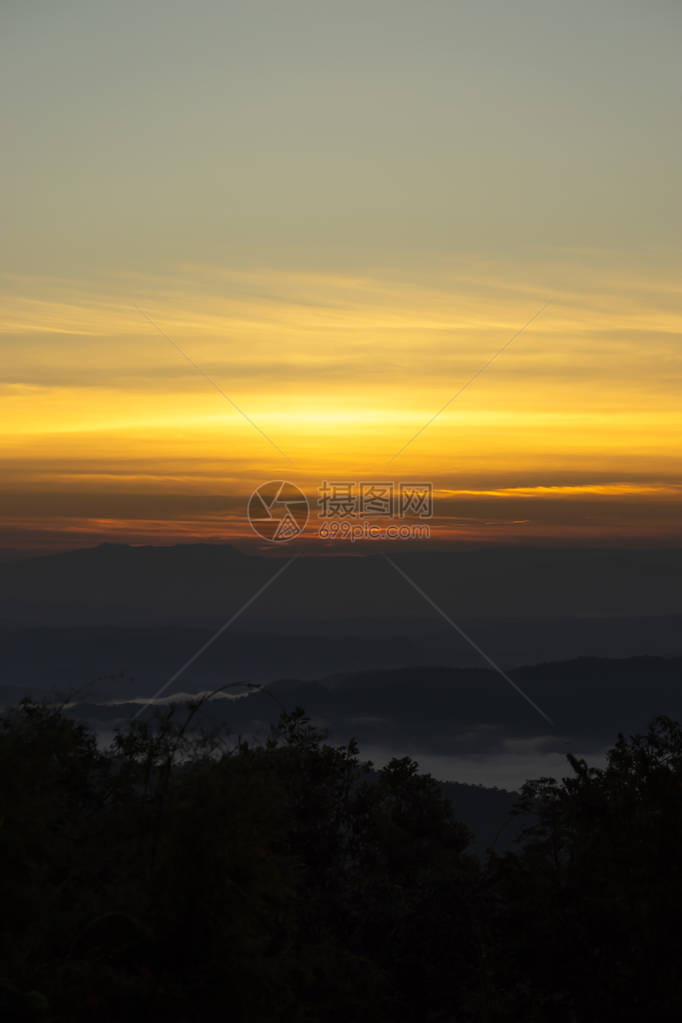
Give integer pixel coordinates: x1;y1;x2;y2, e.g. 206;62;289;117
2;261;681;550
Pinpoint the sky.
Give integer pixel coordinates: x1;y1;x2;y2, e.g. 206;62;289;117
1;0;681;553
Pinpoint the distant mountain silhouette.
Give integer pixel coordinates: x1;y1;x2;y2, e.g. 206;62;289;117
2;543;680;790
10;653;678;774
2;542;682;626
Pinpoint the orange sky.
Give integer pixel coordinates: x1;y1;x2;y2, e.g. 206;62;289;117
2;2;682;554
2;258;681;553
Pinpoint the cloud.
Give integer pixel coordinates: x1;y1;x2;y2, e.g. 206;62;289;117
1;262;681;549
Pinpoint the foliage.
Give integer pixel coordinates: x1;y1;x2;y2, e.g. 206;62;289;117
484;716;682;1020
2;701;682;1020
0;701;476;1021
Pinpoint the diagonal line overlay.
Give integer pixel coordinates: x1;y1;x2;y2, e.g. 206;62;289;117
133;303;294;465
132;557;297;720
385;301;550;466
383;554;554;726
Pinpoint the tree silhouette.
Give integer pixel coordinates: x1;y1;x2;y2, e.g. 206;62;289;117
2;700;682;1020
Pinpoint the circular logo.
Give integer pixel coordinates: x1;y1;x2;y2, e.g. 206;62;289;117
247;480;309;542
